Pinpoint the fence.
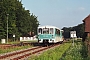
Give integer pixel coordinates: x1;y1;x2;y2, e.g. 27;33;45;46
20;37;37;41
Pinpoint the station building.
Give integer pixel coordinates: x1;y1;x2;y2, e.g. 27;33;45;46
83;14;90;39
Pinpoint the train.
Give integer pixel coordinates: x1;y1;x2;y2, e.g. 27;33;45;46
37;25;64;45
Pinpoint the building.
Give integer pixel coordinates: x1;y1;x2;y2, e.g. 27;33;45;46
83;14;90;39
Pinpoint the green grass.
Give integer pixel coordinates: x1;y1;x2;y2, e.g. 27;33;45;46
29;39;90;60
60;40;89;60
0;40;37;54
0;45;33;54
28;43;71;60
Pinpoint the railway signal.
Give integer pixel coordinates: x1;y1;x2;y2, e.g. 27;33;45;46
13;34;15;42
70;31;77;46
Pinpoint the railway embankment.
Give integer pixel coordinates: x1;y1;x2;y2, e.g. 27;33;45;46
28;42;71;60
0;39;89;60
60;40;89;60
28;39;90;60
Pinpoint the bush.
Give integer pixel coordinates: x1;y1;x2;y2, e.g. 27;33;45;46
60;41;89;60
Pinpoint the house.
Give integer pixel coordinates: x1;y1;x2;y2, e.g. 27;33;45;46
83;14;90;39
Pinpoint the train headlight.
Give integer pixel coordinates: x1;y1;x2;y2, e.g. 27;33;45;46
50;39;52;41
52;40;54;42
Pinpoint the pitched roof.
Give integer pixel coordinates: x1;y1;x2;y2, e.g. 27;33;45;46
83;14;90;22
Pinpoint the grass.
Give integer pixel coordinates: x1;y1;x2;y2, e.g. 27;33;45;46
0;44;33;54
0;40;37;54
1;39;89;60
28;42;71;60
60;40;89;60
29;39;90;60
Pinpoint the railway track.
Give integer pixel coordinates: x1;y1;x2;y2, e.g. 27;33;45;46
0;42;38;49
0;43;60;60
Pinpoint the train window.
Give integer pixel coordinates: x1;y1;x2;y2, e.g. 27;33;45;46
58;30;60;35
38;28;42;34
50;28;53;34
43;28;49;34
55;29;60;35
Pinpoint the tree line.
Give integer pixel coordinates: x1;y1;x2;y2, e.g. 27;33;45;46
0;0;39;40
62;23;84;38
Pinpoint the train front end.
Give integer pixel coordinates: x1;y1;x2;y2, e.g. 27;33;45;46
38;26;55;44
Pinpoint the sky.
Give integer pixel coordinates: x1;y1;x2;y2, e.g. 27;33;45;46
22;0;90;29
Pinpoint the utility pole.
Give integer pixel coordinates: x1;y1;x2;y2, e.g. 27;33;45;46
7;14;9;44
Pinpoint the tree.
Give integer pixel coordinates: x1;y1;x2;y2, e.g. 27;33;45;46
0;0;39;40
62;23;84;38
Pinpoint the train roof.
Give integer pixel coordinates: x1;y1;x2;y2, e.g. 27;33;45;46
38;25;60;30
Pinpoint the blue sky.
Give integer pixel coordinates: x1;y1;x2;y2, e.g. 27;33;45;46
22;0;90;28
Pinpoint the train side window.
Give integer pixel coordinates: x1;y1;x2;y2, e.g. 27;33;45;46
58;30;60;35
55;29;60;35
50;28;53;34
55;29;57;34
38;28;42;34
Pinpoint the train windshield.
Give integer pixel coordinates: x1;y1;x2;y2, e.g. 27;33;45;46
50;28;53;34
43;28;49;34
38;28;42;34
38;28;54;34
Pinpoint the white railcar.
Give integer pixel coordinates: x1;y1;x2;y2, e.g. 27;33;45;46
37;25;64;44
